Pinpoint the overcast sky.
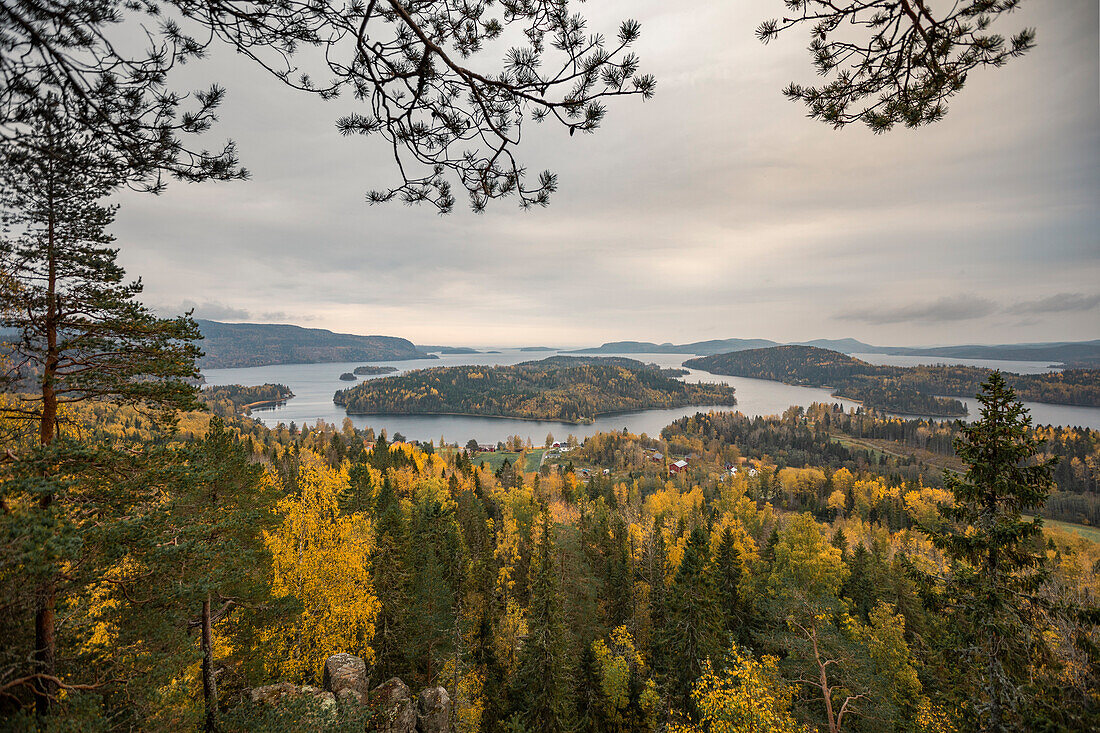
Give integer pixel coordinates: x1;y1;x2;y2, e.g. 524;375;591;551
114;0;1100;348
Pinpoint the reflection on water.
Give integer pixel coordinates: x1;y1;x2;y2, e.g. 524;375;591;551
203;349;1100;442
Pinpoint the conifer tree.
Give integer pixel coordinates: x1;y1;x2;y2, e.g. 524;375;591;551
169;416;274;733
713;526;747;639
512;510;571;731
405;489;461;685
918;372;1057;732
661;526;720;711
645;519;670;686
372;473;409;680
0;111;200;716
842;542;877;622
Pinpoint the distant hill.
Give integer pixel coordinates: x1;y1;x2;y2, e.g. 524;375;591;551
534;355;688;377
571;338;779;355
796;338;879;352
686;345;1100;414
877;340;1100;366
197;320;431;369
568;337;1100;365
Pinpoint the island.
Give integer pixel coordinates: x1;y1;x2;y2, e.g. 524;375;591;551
201;383;295;416
685;346;1100;414
333;356;737;423
417;345;482;354
339;372;357;381
353;365;399;375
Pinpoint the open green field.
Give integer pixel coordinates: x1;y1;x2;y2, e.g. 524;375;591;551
470;448;547;473
1038;517;1100;544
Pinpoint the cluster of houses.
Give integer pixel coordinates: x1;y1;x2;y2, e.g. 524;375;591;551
724;459;760;479
642;447;692;476
634;448;766;479
465;440;576;454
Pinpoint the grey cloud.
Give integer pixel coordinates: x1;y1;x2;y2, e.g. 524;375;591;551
260;311;317;322
1006;292;1100;315
113;1;1099;346
837;296;998;325
176;300;252;321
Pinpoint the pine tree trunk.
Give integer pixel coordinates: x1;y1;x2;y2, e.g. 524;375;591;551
202;594;219;733
34;163;59;717
32;588;56;717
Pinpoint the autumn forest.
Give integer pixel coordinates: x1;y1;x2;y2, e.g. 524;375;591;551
3;1;1099;732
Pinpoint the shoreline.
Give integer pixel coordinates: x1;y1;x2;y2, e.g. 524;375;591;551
338;399;739;425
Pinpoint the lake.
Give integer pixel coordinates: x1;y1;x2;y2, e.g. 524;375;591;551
202;350;1100;442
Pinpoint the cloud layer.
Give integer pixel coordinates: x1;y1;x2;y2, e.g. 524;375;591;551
839;293;1100;326
112;1;1100;347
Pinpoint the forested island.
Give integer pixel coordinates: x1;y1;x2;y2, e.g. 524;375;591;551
417;345;482;354
200;383;294;415
333;356;736;422
685;346;1100;414
353;365;399;376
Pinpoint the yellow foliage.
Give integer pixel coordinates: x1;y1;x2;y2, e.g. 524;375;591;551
767;514;848;601
778;467;826;495
495;598;528;677
670;645;808;733
261;457;380;681
591;626;659;727
832;467;856;494
440;657;485;733
827;489;847;514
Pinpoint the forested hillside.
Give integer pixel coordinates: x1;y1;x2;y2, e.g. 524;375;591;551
334;357;736;422
661;405;1100;528
686;346;1100;413
4;383;1097;731
196;320;430;368
882;340;1100;368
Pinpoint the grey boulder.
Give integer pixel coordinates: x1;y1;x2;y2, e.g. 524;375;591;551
323;653;368;707
416;686;451;733
373;677;417;733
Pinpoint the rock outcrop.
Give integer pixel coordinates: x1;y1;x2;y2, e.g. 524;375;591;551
250;681;336;716
249;654;450;732
250;681;300;705
373;677;416;733
416;687;451;733
324;652;369;708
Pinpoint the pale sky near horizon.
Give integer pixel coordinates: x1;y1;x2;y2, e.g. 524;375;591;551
114;0;1099;348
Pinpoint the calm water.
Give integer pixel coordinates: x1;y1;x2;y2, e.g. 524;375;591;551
853;353;1060;374
203;350;1100;441
203;350;862;442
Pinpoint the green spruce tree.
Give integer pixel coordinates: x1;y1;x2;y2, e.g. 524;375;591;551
660;525;720;711
713;526;747;640
512;509;571;731
918;372;1057;732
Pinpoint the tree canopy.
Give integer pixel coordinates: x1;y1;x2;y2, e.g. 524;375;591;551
758;0;1036;132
